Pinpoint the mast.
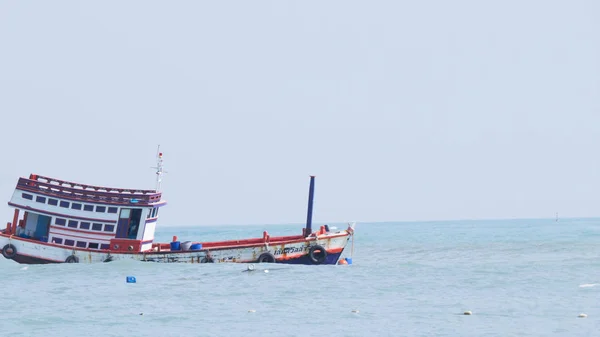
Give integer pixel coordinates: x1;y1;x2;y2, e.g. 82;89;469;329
152;145;165;192
305;176;315;236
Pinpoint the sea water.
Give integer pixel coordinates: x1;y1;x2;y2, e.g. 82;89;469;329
1;218;600;337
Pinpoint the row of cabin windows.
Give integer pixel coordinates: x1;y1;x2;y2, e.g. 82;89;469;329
52;237;109;250
22;193;118;214
54;218;115;233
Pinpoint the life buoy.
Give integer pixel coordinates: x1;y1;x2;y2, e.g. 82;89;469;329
2;244;17;259
65;255;79;263
308;245;327;264
257;252;276;263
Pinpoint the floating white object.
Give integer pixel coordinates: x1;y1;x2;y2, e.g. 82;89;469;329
20;266;28;271
264;269;269;273
578;313;587;318
579;284;597;288
464;311;472;315
351;310;359;313
248;310;256;313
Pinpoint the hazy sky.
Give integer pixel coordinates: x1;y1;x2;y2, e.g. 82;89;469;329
0;1;598;227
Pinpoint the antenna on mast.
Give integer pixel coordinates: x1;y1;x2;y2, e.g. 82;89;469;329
151;145;166;191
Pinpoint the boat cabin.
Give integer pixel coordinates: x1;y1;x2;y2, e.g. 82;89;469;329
4;174;166;252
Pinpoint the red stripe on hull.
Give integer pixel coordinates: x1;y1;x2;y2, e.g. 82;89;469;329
0;233;109;253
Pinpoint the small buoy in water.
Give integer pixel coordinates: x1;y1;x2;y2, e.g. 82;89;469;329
139;313;144;316
578;313;587;318
248;310;256;313
264;269;269;273
464;311;472;315
247;264;255;271
126;276;136;283
351;310;359;313
338;259;348;265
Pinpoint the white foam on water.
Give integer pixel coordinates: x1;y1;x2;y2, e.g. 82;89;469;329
579;283;598;288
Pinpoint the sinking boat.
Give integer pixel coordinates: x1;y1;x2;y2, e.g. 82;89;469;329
0;150;355;265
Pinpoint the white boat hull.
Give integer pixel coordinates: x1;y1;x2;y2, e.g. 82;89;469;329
0;230;352;265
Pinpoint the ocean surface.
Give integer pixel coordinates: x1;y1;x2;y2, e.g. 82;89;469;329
2;218;600;337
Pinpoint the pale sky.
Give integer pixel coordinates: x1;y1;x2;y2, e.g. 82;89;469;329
1;1;598;227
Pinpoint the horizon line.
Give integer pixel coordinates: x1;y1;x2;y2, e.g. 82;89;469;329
156;215;600;227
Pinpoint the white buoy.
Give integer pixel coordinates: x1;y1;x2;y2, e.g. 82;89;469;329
351;310;359;313
247;264;255;271
264;269;269;273
464;311;472;315
248;310;256;313
578;313;587;318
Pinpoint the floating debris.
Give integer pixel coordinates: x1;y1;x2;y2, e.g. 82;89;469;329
126;276;136;283
248;310;256;313
579;284;598;288
578;313;587;318
351;310;359;313
464;311;472;315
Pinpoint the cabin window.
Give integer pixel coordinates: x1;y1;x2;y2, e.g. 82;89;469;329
59;201;69;208
120;209;131;218
22;193;33;200
88;243;99;249
83;205;94;211
71;203;82;210
108;207;118;214
92;223;102;231
55;218;66;226
36;196;46;203
76;241;86;248
96;206;106;213
100;244;110;250
68;220;78;228
146;209;151;218
104;224;115;232
48;198;58;206
64;239;75;246
80;222;90;230
52;237;63;244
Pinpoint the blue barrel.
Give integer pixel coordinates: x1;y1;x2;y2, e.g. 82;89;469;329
345;257;353;265
190;243;202;250
170;241;181;251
